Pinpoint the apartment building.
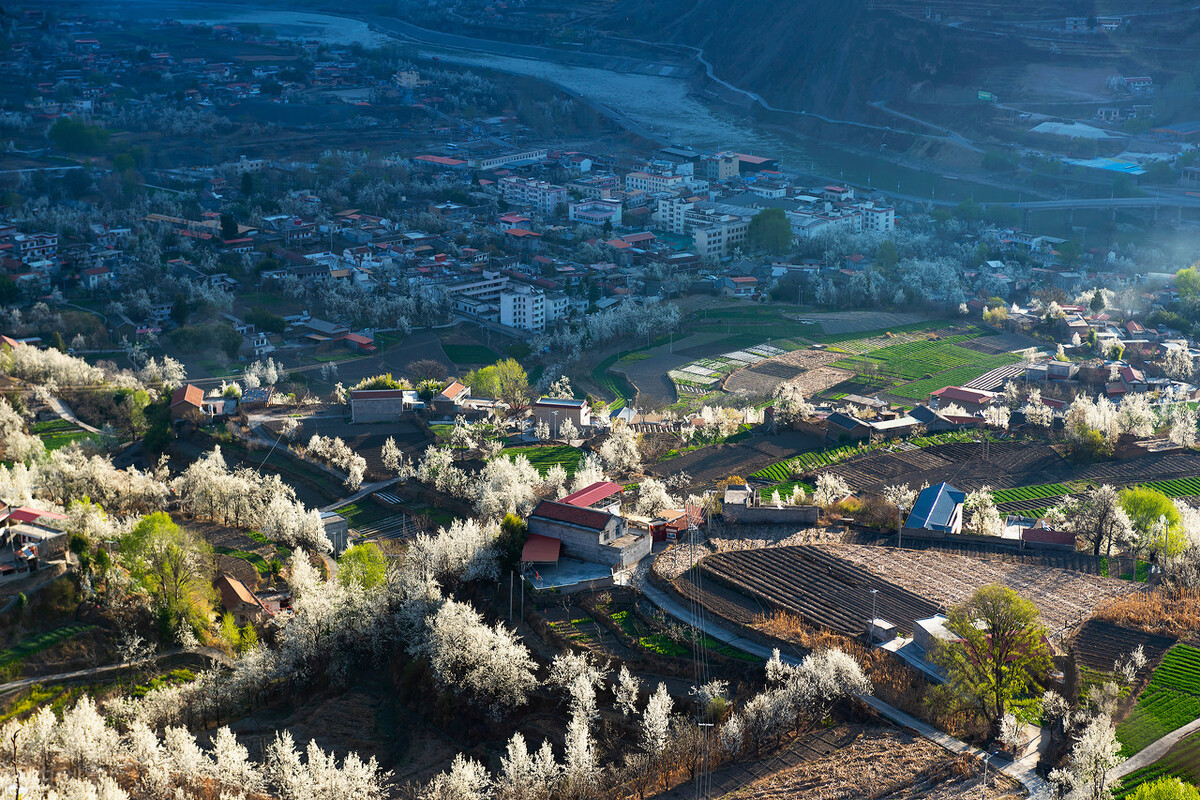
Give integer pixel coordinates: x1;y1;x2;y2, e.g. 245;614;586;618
692;214;751;260
568;199;622;226
499;176;567;216
858;201;895;233
624;171;687;195
500;282;569;333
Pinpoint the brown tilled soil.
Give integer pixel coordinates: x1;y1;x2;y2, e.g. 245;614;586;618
652;722;1022;799
818;543;1138;634
646;431;822;487
724;349;849;398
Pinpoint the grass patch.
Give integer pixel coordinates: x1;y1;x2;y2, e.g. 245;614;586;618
40;430;99;451
214;546;270;576
499;444;583;476
335;501;392;528
442;344;496;365
0;624;95;670
32;419;77;434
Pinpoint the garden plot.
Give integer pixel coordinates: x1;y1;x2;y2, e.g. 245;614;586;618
724;348;847;397
667;341;783;392
698;546;940;636
819;543;1139;634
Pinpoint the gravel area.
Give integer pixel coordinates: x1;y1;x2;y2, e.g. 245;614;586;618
653;522;849;579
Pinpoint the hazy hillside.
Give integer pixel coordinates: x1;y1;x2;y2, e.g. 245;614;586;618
596;0;1199;122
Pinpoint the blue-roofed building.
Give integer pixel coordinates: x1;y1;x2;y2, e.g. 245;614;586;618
903;482;965;537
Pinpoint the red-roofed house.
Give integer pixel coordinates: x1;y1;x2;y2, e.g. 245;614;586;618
171;384;206;420
214;573;268;626
343;332;376;352
929;386;998;414
433;380;470;412
560;481;624;514
527;500;649;567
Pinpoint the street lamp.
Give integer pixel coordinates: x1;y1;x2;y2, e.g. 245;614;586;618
869;588;878;643
981;751;998;799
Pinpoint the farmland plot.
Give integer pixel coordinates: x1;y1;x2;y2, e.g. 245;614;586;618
1117;645;1200;757
821;543;1139;634
697;546;940;636
1116;727;1200;798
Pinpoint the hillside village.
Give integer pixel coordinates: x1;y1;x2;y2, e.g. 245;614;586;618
4;4;1200;800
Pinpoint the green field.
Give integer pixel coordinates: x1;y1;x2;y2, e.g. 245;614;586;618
214;546;271;576
811;319;955;345
590;352;637;410
0;624;96;670
499;444;583;476
334;501;392;529
442;344;497;365
992;483;1078;504
1117;645;1200;758
1141;478;1200;498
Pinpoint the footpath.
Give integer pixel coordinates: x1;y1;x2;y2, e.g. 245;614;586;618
639;582;1051;798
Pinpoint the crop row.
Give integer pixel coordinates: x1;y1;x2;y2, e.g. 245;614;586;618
1116;645;1200;758
992;483;1075;503
1142;478;1200;498
1115;728;1200;798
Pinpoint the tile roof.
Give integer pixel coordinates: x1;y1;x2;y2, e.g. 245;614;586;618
530;500;613;532
560;481;624;508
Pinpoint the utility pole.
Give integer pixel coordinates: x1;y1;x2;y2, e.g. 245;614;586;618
869;588;878;643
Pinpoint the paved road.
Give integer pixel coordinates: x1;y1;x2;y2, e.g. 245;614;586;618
1110;715;1200;781
47;396;102;434
639;581;1050;798
0;647;231;696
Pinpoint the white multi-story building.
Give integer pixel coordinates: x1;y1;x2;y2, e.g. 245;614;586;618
499;176;567;216
624;171;687;195
445;270;510;303
857;201;895;233
569;199;623;226
500;282;568;333
692;215;751;260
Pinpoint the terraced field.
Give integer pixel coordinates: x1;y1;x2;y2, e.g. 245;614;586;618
698;545;940;636
1117;645;1200;757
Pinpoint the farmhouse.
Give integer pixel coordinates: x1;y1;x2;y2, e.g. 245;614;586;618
321;512;349;555
904;482;965;537
214;573;268;627
170;384;206;420
928;386;997;415
560;481;624;515
527;500;650;568
350;388;420;423
532;397;591;434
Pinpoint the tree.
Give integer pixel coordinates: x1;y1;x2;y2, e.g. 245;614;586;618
495;732;558;800
241;172;254;196
464;359;530;410
1120;487;1183;558
1129;777;1200;800
599;421;641;473
407;359;447;383
932;585;1052;737
220;213;238;241
814;473;850;511
615;665;642;718
1176;265;1200;300
422;599;538;718
1055;485;1135;557
1068;715;1123;800
642;682;673;788
119;512;215;635
747;207;792;254
50;332;67;353
1090;288;1107;313
338;543;387;589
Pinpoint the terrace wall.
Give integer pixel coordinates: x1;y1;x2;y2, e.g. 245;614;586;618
725;504;819;525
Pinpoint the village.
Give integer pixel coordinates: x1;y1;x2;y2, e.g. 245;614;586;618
3;3;1200;800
